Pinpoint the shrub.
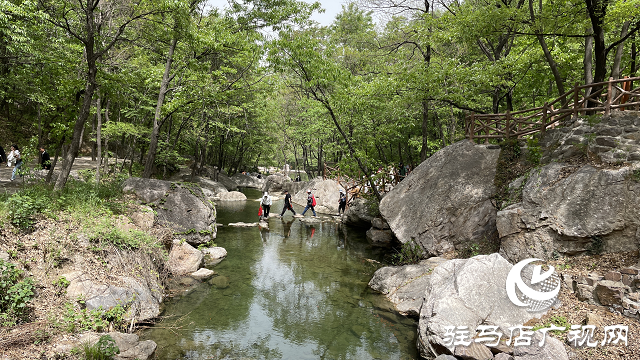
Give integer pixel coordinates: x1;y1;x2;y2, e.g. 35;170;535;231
389;240;424;265
0;259;35;326
75;334;119;360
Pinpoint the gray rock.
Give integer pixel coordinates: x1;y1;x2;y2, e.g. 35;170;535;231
230;173;265;189
365;228;395;247
0;251;8;262
454;342;493;360
64;271;161;321
217;191;247;201
215;173;238;191
434;355;458;360
595;136;617;147
498;164;640;262
380;140;500;256
129;206;154;230
369;257;447;316
201;247;227;266
124;178;216;246
599;126;623;137
343;198;376;228
418;254;543;359
371;217;390;230
512;332;568;360
190;268;215;280
576;284;595;304
168;241;203;276
78;332;157;360
195;177;228;194
495;354;514;360
291;178;345;214
262;174;291;193
209;275;229;288
594;280;626;306
228;222;258;227
123;178;171;203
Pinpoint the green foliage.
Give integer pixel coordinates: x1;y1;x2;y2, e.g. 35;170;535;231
630;169;640;182
526;138;542;165
87;220;159;251
53;276;70;289
75;334;120;360
58;303;127;333
0;259;35;326
389;241;424;265
458;236;501;259
532;315;570;334
7;193;46;229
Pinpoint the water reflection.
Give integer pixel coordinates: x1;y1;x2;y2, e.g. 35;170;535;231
145;188;418;359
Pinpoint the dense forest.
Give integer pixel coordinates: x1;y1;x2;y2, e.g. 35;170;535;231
1;0;638;189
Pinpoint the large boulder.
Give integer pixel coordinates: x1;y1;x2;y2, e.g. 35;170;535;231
369;257;447;316
217;173;238;191
291;178;345;214
342;198;376;228
262;174;291;193
64;271;162;322
167;241;204;275
217;191;247;201
380;140;501;256
498;163;640;263
193;177;228;195
230;173;265;189
418;254;559;359
123;178;216;246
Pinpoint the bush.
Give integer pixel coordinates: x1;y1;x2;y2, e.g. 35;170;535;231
0;259;35;326
76;334;120;360
389;240;424;265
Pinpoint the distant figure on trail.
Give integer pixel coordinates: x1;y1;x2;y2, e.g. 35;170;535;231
338;189;347;215
295;175;301;182
9;144;22;181
301;189;316;217
398;162;406;181
280;190;296;217
39;147;51;170
260;192;272;219
0;146;6;165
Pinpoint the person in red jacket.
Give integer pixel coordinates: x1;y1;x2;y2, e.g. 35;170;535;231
301;189;316;216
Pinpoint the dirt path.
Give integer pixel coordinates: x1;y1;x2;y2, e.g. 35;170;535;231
0;157;99;193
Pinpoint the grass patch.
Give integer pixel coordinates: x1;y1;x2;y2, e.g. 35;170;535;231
73;334;119;360
388;240;425;265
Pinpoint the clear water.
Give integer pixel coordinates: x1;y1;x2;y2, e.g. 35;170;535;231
144;188;418;360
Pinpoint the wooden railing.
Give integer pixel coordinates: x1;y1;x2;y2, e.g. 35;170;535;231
466;76;640;141
323;163;401;202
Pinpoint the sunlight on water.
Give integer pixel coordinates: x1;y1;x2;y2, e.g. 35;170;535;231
144;188;418;359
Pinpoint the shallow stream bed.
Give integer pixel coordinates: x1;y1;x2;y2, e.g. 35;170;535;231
143;188;418;359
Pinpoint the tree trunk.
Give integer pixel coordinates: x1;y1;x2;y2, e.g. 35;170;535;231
530;0;566;100
143;36;177;178
96;94;102;184
420;100;429;162
611;21;631;79
585;0;607;84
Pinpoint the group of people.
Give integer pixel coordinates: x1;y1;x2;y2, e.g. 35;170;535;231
0;145;51;181
259;188;349;220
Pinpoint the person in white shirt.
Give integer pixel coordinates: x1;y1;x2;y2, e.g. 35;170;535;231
10;144;22;181
260;192;272;218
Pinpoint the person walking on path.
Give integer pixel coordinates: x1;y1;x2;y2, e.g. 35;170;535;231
301;189;316;216
338;189;347;215
39;147;51;170
9;145;22;181
0;146;6;165
260;192;272;219
280;190;296;216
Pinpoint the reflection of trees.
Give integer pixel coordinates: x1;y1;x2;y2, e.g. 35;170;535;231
254;220;416;359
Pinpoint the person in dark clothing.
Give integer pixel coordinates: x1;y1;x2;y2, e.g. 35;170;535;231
0;146;6;164
338;189;347;215
39;147;51;170
301;189;316;216
280;190;296;216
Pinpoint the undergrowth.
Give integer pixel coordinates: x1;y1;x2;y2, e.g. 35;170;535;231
0;259;35;326
493;138;539;210
388;240;424;265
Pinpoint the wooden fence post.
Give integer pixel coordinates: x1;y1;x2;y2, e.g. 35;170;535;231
605;77;613;116
469;112;475;143
573;82;579;118
541;102;548;137
505;110;511;140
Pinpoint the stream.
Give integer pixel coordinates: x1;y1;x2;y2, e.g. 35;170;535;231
143;188;419;359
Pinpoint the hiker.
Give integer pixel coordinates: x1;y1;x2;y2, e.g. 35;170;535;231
39;147;51;170
280;189;296;216
9;144;22;181
260;192;272;218
301;189;316;216
0;146;6;165
338;189;347;215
